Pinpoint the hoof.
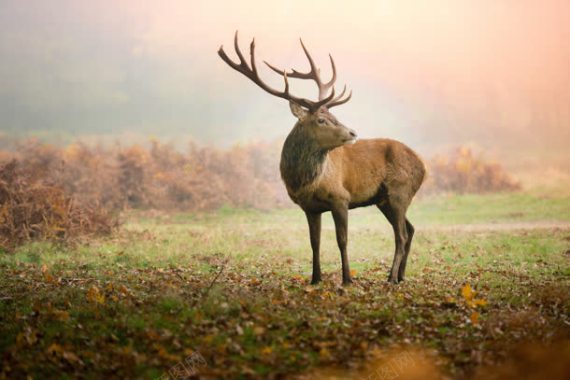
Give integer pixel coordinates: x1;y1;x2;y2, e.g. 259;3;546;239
387;277;399;285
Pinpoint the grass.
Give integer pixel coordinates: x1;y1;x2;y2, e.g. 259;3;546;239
1;192;569;379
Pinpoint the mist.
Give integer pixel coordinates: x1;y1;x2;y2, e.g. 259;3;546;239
1;0;569;158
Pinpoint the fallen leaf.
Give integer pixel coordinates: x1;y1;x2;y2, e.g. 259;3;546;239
253;326;265;336
46;343;64;356
51;309;70;322
474;299;488;307
470;311;480;325
86;285;105;305
461;283;474;301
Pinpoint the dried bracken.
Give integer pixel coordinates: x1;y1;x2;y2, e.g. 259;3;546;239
0;159;116;251
0;139;522;250
424;146;520;194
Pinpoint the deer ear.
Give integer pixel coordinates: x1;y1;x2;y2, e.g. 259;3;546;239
289;101;308;120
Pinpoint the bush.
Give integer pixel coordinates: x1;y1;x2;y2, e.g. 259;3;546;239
0;139;521;223
0;160;117;252
424;146;520;194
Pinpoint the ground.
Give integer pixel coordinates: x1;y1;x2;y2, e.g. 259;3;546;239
1;193;569;379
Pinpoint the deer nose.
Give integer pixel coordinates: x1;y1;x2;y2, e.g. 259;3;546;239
349;129;357;138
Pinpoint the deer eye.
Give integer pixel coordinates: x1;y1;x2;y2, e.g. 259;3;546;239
317;118;326;124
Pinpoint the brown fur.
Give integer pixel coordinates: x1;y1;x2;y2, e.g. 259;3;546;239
284;139;425;212
281;106;425;284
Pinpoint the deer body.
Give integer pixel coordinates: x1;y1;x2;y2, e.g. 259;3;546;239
219;32;425;284
281;137;424;213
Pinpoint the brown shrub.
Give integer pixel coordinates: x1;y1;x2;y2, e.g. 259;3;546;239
117;145;148;208
0;139;522;230
424;146;521;194
0;159;117;252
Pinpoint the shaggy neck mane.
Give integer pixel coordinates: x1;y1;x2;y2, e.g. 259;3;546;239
280;125;328;192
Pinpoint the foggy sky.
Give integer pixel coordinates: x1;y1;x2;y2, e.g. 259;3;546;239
1;0;569;153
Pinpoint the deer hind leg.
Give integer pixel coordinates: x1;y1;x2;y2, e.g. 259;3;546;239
398;219;415;282
378;199;409;284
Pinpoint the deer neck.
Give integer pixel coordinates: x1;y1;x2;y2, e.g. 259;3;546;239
280;125;329;192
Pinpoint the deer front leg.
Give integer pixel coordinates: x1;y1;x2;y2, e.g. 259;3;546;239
305;212;322;284
331;205;352;285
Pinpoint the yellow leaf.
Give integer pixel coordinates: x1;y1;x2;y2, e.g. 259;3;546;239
350;269;358;277
46;343;64;356
470;311;480;325
322;291;334;299
261;346;273;355
86;286;105;305
461;283;474;301
474;299;488;307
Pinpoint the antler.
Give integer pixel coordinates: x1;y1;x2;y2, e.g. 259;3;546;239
218;31;336;112
264;39;352;109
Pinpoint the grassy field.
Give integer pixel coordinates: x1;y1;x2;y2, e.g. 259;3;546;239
1;193;569;379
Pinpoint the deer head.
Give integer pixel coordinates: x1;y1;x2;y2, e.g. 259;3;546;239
218;32;357;150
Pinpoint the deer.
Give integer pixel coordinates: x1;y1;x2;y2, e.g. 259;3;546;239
218;32;425;285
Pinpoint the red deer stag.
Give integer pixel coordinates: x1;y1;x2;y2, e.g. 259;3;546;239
218;32;425;284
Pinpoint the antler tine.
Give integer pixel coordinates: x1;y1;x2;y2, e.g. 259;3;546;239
313;85;337;110
248;35;297;104
233;31;248;68
323;54;337;90
327;86;352;109
263;39;338;101
218;31;325;111
302;43;337;100
264;61;310;80
298;39;319;78
331;85;346;102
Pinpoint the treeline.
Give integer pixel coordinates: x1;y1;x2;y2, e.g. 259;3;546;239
0;139;519;250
